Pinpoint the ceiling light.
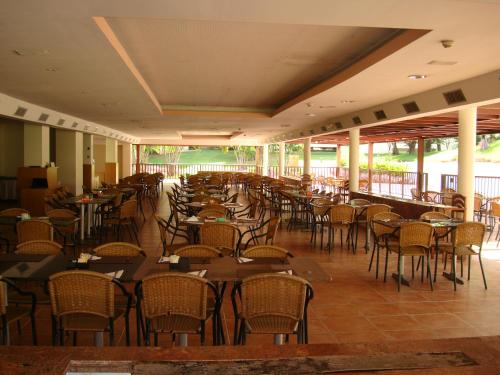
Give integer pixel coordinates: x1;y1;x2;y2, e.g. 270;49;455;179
408;74;427;80
427;60;457;66
440;40;454;48
319;105;336;109
280;124;291;128
45;67;58;72
305;102;313;107
340;100;355;104
305;113;316;117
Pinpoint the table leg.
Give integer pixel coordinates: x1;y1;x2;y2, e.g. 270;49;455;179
178;333;188;347
80;204;85;240
392;255;411;287
87;203;92;237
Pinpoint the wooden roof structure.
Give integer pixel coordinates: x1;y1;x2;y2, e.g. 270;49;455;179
311;103;500;145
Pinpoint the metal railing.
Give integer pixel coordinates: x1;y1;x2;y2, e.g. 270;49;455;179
134;163;257;177
441;174;500;198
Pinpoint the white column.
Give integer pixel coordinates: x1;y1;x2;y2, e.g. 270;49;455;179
278;142;285;177
121;143;132;178
458;107;477;221
56;130;83;195
262;144;269;177
349;128;360;192
105;138;119;184
303;137;312;175
83;134;94;190
24;124;50;167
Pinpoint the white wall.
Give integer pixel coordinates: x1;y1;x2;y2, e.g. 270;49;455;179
56;130;83;195
0;118;24;176
94;144;106;183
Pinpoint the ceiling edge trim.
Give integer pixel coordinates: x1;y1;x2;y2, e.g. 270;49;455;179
93;16;163;114
272;28;431;117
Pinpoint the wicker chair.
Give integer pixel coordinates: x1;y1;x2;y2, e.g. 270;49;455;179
239;216;281;250
138;272;219;346
49;270;132;346
241;245;293;259
420;211;452;282
349;199;370;206
410;188;422;200
423;191;441;203
101;199;140;246
174;245;222;258
441;222;487;291
231;273;313;345
326;204;356;254
154;215;172;256
16;240;63;255
368;212;402;281
17;220;53;244
0;277;37;345
94;242;145;257
487;199;500;245
391;222;434;292
46;209;79;255
200;223;241;256
310;199;334;250
0;208;29;216
358;204;392;252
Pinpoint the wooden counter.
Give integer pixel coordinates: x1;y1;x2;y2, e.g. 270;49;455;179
350;191;455;219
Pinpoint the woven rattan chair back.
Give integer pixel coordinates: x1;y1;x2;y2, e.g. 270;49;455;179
94;242;144;257
198;208;226;219
200;223;239;256
424;191;441;203
312;199;334;217
0;278;7;315
0;208;29;216
119;199;137;219
142;273;208;321
174;245;222;258
350;199;370;206
17;220;52;243
16;240;62;255
241;245;291;258
329;204;355;224
399;222;433;250
49;270;114;318
420;211;450;237
372;212;402;238
366;204;392;221
240;273;309;332
47;208;76;219
492;200;500;218
454;222;485;248
264;216;281;243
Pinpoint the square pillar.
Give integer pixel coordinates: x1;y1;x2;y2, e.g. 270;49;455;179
262;144;269;176
105;138;118;184
24;124;50;167
367;142;374;192
83;134;94;191
56;130;83;195
278;142;285;177
416;137;425;195
121;143;132;178
336;144;342;177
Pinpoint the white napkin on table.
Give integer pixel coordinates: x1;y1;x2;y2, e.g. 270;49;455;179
277;270;293;275
105;269;124;279
237;257;254;263
186;216;199;222
188;270;207;278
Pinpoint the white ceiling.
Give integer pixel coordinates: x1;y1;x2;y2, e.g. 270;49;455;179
1;0;500;145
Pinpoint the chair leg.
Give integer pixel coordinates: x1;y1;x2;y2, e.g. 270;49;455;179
427;253;434;291
397;253;402;292
233;318;239;345
383;248;390;283
109;319;114;346
478;255;488;290
452;252;457;292
468;255;471;280
51;316;57;346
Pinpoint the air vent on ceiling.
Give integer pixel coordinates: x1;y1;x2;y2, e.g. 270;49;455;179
321;125;328;132
352;116;362;125
335;122;343;130
71;122;78;128
14;106;27;117
443;89;467;105
374;110;387;120
403;101;420;114
83;125;89;131
57;119;65;126
38;113;49;122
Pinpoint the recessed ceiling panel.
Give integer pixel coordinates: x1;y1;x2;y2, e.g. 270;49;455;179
107;18;400;108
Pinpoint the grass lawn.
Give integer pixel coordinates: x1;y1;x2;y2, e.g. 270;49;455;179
144;140;500;165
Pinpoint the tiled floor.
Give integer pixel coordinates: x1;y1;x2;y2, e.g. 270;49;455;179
4;184;500;347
